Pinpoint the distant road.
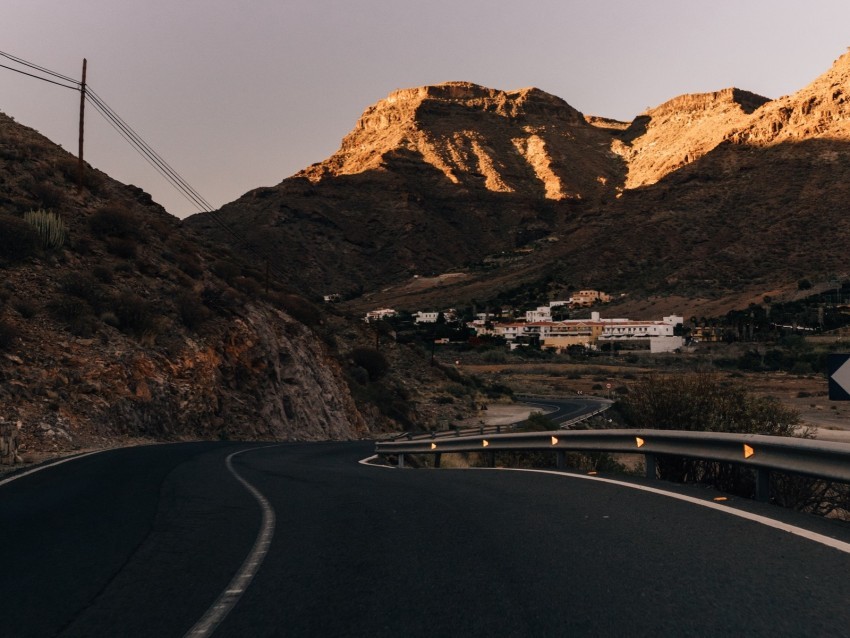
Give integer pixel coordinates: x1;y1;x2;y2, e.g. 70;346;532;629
3;442;850;636
518;396;611;426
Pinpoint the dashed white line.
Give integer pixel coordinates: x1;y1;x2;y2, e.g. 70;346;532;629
183;446;277;638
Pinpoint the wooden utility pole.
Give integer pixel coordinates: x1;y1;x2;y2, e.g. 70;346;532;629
77;58;87;191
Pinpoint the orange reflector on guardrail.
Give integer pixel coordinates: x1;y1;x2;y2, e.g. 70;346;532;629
482;440;489;447
551;436;558;445
431;443;437;450
635;437;645;448
744;444;755;459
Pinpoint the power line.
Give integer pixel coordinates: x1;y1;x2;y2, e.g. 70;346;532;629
1;50;293;285
0;50;78;83
0;62;79;90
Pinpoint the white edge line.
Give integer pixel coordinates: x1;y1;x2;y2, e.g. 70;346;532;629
360;459;850;555
183;446;278;638
359;454;395;468
0;449;106;488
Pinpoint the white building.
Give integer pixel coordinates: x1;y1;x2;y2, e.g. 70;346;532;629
525;306;552;322
364;308;397;322
414;311;440;324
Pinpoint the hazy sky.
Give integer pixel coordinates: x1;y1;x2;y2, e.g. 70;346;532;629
2;1;849;218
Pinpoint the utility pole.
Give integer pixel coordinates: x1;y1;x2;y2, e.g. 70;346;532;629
77;58;87;191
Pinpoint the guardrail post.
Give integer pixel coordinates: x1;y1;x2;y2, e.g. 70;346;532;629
496;425;501;434
434;453;441;469
756;468;770;502
454;426;460;437
644;453;657;479
487;451;495;468
556;450;566;470
398;453;405;468
479;426;484;435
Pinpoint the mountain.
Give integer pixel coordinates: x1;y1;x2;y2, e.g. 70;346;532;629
187;51;850;313
0;112;485;461
187;82;623;297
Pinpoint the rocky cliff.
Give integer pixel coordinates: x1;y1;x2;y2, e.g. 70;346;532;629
0;112;432;460
301;82;624;202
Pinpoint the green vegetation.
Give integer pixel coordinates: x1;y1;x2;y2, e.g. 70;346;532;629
24;209;66;250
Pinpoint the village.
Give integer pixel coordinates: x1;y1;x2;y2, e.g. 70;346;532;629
361;290;685;354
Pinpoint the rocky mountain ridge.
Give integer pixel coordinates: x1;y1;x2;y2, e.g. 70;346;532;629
188;50;850;312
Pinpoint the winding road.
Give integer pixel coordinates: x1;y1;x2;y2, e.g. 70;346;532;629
2;441;850;636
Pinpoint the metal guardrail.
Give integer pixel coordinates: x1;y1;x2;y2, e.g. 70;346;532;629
392;397;612;443
374;429;850;502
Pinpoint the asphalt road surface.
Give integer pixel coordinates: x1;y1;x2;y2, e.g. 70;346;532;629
519;396;609;425
3;441;850;637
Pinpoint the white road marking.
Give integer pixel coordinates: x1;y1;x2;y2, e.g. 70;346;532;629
494;467;850;556
183;446;277;638
358;454;394;468
0;450;104;488
362;458;850;555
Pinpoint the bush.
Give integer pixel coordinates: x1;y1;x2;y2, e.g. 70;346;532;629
13;298;37;319
59;272;107;312
47;295;90;323
89;205;139;239
106;237;138;259
276;294;322;327
0;317;18;350
0;214;39;264
24;209;66;250
620;372;803;495
177;293;211;329
174;252;203;279
92;265;114;284
30;183;65;208
111;291;157;337
350;347;389;381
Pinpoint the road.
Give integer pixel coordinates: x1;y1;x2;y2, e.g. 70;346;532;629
518;396;611;426
2;441;850;636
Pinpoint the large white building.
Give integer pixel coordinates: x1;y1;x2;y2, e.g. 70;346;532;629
477;312;684;352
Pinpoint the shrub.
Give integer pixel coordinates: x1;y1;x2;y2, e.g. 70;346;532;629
13;298;37;319
174;252;203;279
111;291;157;336
24;209;66;250
106;237;138;259
92;265;114;284
177;293;211;329
0;317;18;350
59;272;107;312
0;214;39;264
89;205;139;239
47;295;97;336
212;259;240;281
47;295;90;323
620;372;803;495
522;412;558;431
350;347;389;381
30;183;65;209
276;294;322;327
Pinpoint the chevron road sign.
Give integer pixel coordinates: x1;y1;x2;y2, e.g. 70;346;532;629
828;354;850;401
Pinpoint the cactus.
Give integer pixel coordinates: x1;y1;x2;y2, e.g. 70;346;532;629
24;209;66;250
